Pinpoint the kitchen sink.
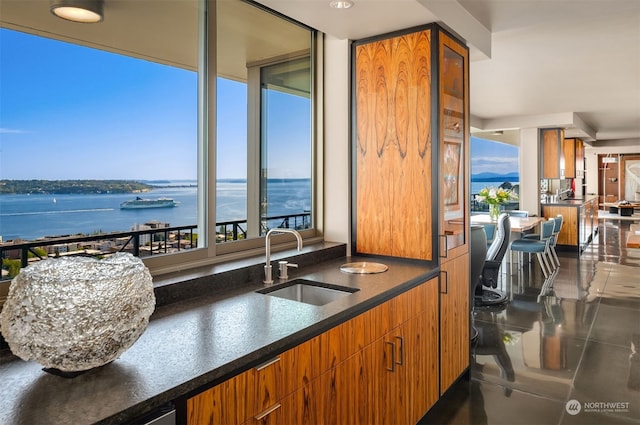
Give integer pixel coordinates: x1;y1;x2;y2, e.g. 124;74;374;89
257;279;359;306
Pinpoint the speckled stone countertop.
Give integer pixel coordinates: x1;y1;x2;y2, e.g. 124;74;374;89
540;194;599;207
0;242;438;425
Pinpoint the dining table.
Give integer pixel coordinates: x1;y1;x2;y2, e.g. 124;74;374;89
470;214;544;233
470;214;545;268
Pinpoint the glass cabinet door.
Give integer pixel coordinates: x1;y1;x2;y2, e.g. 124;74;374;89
439;32;469;259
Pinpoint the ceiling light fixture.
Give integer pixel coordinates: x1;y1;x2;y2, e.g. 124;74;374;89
50;0;104;23
329;1;354;9
491;130;504;136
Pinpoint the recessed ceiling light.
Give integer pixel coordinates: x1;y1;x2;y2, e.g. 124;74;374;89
330;1;354;9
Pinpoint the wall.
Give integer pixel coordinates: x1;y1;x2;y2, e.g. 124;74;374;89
519;128;540;215
323;35;351;248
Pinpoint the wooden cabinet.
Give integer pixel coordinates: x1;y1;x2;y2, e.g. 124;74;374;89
541;128;579;179
541;132;585;180
542;197;598;252
439;252;470;394
186;278;439;425
439;31;469;260
438;31;470;396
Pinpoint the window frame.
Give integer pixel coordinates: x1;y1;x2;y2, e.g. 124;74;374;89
144;0;323;275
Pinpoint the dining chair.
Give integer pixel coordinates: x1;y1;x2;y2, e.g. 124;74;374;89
509;219;556;278
523;214;563;267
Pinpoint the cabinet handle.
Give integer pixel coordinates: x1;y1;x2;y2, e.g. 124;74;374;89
440;270;448;294
395;336;404;365
255;356;281;371
440;234;448;258
385;341;395;372
254;403;281;421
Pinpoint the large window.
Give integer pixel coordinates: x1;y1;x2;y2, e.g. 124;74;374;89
470;136;520;211
215;0;314;245
0;0;318;277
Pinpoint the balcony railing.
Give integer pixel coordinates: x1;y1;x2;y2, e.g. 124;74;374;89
0;212;311;282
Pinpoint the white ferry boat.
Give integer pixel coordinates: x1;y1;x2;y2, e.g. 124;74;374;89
120;197;179;209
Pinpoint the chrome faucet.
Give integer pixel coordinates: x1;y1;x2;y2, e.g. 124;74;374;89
264;228;303;285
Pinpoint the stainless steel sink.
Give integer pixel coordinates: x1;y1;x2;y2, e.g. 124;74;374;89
257;279;359;306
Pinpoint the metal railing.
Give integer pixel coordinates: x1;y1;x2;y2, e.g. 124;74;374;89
0;212;311;281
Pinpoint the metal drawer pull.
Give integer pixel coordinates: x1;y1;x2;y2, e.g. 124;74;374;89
440;270;448;294
395;336;404;365
255;356;281;371
254;403;281;421
385;341;395;372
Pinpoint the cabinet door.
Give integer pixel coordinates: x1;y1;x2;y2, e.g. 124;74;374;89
187;369;253;425
440;252;470;394
541;128;562;179
353;28;434;261
439;31;469;261
563;138;576;178
406;278;439;422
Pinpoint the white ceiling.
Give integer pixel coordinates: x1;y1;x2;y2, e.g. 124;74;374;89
2;0;639;144
258;0;640;144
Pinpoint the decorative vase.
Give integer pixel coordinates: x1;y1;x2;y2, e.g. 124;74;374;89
0;253;155;373
489;203;501;221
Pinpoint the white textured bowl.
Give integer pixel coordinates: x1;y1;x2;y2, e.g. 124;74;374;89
0;253;155;372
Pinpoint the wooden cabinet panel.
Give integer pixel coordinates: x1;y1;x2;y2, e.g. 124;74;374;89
353;29;434;261
563;137;576;178
254;356;284;414
187;368;253;425
543;205;578;246
541;128;562;179
281;383;318;425
440;252;470;394
406;283;439;423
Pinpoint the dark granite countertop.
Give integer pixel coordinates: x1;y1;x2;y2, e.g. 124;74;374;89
541;194;599;207
0;242;437;425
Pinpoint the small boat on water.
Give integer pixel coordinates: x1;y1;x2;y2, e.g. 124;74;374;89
120;197;179;209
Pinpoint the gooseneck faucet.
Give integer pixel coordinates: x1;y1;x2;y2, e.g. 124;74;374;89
264;228;303;285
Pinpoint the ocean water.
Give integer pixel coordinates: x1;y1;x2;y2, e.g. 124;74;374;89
0;179;311;241
471;180;519;195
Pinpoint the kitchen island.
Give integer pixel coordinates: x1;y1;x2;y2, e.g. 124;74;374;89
0;243;442;424
541;194;599;253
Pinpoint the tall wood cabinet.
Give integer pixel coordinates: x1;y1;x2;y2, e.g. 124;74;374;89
352;24;470;399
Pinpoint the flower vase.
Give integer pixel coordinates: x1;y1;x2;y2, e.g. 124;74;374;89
489;204;501;221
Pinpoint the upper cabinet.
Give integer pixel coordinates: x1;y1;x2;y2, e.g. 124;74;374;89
352;27;436;261
540;129;585;180
439;32;469;260
541;128;567;179
351;25;469;263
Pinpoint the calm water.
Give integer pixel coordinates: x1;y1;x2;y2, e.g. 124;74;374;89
0;179;311;241
471;180;519;195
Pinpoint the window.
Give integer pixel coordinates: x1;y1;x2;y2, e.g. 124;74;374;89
215;0;314;246
470;136;520;211
0;0;319;277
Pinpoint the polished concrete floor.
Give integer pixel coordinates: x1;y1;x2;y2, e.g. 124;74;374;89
420;218;640;425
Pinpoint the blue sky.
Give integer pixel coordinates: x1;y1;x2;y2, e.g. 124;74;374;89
0;28;198;181
471;136;519;176
0;28;311;181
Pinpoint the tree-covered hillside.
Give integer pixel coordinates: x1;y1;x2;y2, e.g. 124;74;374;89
0;180;153;194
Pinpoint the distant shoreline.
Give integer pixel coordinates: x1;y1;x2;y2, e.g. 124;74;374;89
0;179;154;195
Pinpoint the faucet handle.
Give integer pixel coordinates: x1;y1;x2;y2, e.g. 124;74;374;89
278;261;298;280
